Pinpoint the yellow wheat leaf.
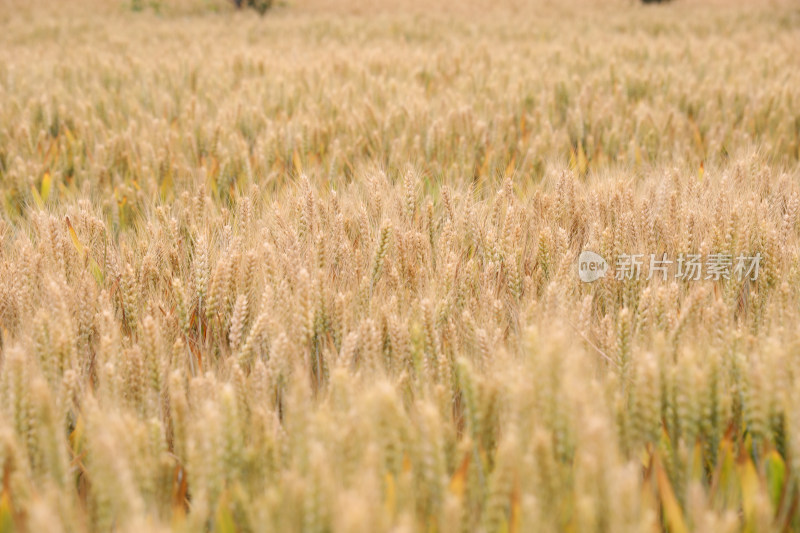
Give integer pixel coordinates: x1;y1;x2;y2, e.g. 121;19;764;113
689;118;704;156
88;257;105;285
711;436;738;509
640;467;659;526
738;454;760;530
2;192;16;219
41;171;52;202
69;415;85;458
765;450;786;513
654;453;688;533
640;446;651;469
449;453;470;498
498;518;510;533
159;166;174;202
210;175;219;199
171;466;189;523
384;473;396;519
66;216;85;257
480;149;492;177
30;185;44;210
577;143;588;176
0;491;13;533
690;441;704;482
402;452;412;474
293;148;303;174
45;138;58;164
65;217;104;284
504;156;516;179
64;126;75;145
509;478;521;533
214;491;237;533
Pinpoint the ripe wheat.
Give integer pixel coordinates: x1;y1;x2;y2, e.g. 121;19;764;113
0;0;800;531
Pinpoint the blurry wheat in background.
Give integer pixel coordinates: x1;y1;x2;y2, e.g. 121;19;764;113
1;0;800;531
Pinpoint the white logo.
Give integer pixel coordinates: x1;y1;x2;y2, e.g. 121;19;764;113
578;251;608;282
577;251;761;282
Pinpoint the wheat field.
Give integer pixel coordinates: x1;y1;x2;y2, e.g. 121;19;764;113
1;0;800;531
